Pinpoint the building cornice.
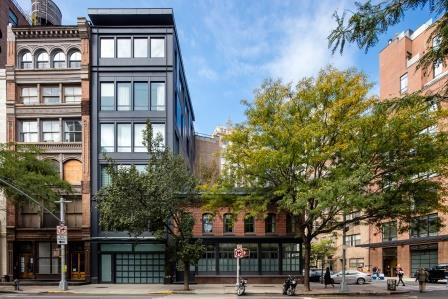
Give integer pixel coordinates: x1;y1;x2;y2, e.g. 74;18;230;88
357;234;448;248
12;27;80;39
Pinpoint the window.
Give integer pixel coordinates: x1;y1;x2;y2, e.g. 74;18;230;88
38;242;59;274
63;160;82;185
117;123;131;152
150;38;165;58
382;221;397;241
240;243;258;272
176;96;182;132
134;38;148;57
20;121;38;142
410;213;439;238
219;244;237;272
198;245;216;272
345;234;361;247
223;214;233;233
8;9;18;26
134;82;149;110
152;123;165;146
202;213;213;233
37;52;49;69
42;86;60;104
244;215;254;233
100;38;115;58
283;243;300;272
400;73;408;94
434;60;443;78
20;87;38;104
261;243;279;272
286;214;297;234
117;38;131;58
117;82;131;111
349;258;364;269
100;124;114;152
69;51;81;68
265;213;276;233
100;83;114;110
53;51;66;68
133;124;145;152
42;120;60;142
411;244;438;277
21;52;32;69
63;120;82;142
101;166;112;187
151;82;165;111
64;87;81;103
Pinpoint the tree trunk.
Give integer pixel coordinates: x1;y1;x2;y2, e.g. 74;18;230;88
303;239;312;291
183;260;190;291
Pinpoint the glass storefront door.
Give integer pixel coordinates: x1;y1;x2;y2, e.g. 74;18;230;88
70;252;85;280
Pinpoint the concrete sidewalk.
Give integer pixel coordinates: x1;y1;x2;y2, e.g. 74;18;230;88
0;282;409;296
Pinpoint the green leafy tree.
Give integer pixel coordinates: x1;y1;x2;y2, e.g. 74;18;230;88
96;122;203;291
214;67;448;291
328;0;448;77
311;239;336;270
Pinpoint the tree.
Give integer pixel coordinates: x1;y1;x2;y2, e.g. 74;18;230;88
214;67;448;291
0;144;71;208
311;238;336;280
328;0;448;78
96;122;203;291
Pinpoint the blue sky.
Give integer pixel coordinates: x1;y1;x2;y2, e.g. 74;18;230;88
17;0;438;134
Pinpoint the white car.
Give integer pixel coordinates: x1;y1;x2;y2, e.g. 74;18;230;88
331;270;372;285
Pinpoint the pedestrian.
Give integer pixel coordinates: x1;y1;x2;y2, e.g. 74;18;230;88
324;267;334;288
415;268;429;293
396;265;405;286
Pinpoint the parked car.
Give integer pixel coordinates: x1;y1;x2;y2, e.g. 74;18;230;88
427;264;448;283
331;270;372;285
309;268;323;282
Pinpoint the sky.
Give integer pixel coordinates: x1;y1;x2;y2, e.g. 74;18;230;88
16;0;439;134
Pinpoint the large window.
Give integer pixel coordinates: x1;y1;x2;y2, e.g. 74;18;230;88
349;258;364;269
37;52;49;69
53;51;66;68
117;82;131;111
400;73;408;94
20;87;38;104
244;215;254;233
261;243;279;272
218;244;236;272
117;38;131;58
410;213;438;238
176;97;182;133
134;38;148;58
101;38;115;58
42;86;60;104
150;38;165;58
21;52;32;69
265;213;276;233
117;124;131;152
223;214;233;233
101;166;112;187
42;120;60;142
240;243;258;272
134;82;149;110
38;242;59;274
63;160;82;185
282;243;300;272
69;51;81;68
133;124;146;152
345;234;361;247
382;221;397;241
411;244;438;277
202;213;213;233
64;120;82;142
151;82;165;111
152;123;165;146
64;87;81;103
100;83;114;110
198;245;216;272
20;121;38;142
100;124;114;152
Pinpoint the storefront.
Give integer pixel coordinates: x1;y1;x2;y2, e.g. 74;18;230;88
410;243;438;276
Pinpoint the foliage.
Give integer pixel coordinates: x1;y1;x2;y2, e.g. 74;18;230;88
311;238;336;267
0;143;72;209
96;122;203;290
213;67;448;290
328;0;448;77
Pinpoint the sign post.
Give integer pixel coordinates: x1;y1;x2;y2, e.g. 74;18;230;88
55;197;71;291
234;244;249;288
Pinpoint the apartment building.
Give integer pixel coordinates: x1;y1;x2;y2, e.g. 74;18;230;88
88;8;195;284
4;15;91;281
360;19;448;277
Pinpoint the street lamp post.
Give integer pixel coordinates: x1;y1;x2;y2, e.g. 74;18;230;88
55;197;71;291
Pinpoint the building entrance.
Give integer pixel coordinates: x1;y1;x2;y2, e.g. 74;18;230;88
382;247;397;277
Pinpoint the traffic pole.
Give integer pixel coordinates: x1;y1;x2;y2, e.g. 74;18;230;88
56;197;70;291
236;257;240;287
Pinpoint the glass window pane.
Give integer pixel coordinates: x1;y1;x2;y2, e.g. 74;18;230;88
151;38;165;58
117;124;131;152
117;38;131;58
64;87;82;103
134;124;146;152
134;38;148;58
42;120;60;142
101;38;115;58
151;82;165;111
117;83;131;111
101;124;114;152
63;120;82;142
42;87;60;104
152;123;165;146
134;82;149;110
101;254;112;282
101;83;114;110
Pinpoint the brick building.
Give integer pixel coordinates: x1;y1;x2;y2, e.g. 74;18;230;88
4;15;91;281
360;19;448;278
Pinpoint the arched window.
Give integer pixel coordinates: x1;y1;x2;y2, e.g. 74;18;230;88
69;51;81;68
21;51;32;69
63;160;82;185
244;215;255;233
265;213;276;233
286;214;298;234
36;51;49;69
53;51;66;68
202;213;213;233
49;159;61;178
223;213;234;233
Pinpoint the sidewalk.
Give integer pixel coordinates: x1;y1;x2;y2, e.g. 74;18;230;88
0;282;409;296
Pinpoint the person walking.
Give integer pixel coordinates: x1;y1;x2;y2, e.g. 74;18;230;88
324;267;334;288
415;268;429;293
396;265;405;286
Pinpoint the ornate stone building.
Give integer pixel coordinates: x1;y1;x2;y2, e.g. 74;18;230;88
4;17;91;282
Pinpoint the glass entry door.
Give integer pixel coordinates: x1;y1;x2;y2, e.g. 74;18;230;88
19;254;34;279
70;252;85;280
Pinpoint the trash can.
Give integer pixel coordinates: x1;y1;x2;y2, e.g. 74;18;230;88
387;279;397;291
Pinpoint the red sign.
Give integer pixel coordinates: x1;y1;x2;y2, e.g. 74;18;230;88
234;247;249;258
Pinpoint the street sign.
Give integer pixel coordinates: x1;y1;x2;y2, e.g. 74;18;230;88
234;247;249;258
57;235;67;245
56;225;68;245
